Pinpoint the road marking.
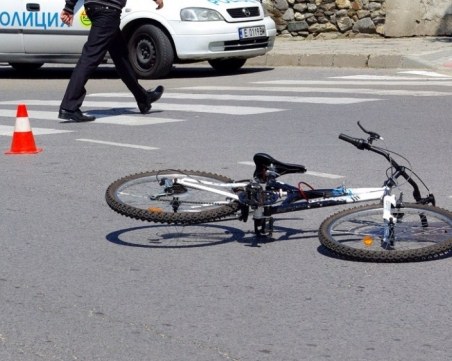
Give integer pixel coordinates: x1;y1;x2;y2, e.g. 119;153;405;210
331;73;452;80
89;92;380;105
0;108;186;126
0;109;59;121
0;125;72;136
82;101;283;115
76;139;158;150
305;170;344;179
238;161;344;179
177;86;451;97
0;100;283;115
92;116;185;126
399;70;452;78
253;80;452;87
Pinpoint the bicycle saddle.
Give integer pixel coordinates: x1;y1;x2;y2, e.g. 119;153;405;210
253;153;307;182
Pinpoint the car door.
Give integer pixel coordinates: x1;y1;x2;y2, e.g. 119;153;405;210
0;1;25;53
23;0;90;54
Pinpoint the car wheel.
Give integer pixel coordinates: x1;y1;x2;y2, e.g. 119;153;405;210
208;58;247;73
127;24;174;79
9;63;44;72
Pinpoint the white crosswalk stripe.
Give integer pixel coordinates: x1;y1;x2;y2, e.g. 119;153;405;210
88;92;380;104
177;85;451;97
0;100;283;116
334;71;452;79
255;80;452;86
0;108;186;127
0;124;72;136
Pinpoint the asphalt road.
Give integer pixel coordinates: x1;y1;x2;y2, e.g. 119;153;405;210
1;64;452;361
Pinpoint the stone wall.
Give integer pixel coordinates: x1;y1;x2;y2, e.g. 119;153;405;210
265;0;452;38
385;0;452;37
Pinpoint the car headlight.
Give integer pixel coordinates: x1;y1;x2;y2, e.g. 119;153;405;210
180;8;224;21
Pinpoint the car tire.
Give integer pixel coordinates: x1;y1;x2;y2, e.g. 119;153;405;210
208;58;247;73
9;63;44;72
127;24;174;79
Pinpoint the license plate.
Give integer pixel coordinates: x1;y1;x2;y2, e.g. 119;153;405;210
239;26;265;39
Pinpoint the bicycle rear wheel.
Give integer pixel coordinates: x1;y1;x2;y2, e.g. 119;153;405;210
319;203;452;262
106;170;241;225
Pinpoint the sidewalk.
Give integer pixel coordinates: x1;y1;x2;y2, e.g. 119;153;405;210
248;36;452;74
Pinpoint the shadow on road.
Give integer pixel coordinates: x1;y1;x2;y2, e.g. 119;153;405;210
106;224;246;249
106;220;319;249
0;63;273;80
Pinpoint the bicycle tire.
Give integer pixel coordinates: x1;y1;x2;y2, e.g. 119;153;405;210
319;203;452;262
106;170;241;225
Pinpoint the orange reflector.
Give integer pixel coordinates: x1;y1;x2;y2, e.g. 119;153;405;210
148;207;163;213
363;235;374;247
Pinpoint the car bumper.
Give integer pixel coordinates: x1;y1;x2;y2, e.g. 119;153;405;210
170;17;276;60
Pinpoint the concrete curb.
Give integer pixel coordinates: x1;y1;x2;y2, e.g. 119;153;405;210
247;36;452;74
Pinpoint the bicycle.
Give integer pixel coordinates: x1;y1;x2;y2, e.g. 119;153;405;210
105;122;452;262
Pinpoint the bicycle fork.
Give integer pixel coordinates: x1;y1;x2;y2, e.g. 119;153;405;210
253;205;274;239
382;194;397;248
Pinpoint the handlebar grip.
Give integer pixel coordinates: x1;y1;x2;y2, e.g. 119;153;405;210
338;134;369;150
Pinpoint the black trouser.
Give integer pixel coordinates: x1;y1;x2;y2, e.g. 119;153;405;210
60;5;147;111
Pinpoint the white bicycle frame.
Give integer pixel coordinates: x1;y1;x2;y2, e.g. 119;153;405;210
177;177;388;207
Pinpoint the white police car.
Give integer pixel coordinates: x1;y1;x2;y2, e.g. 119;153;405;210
0;0;276;78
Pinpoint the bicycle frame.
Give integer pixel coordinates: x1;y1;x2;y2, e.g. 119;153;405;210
176;177;387;215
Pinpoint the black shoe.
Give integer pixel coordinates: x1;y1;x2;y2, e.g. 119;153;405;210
138;85;164;114
58;109;96;122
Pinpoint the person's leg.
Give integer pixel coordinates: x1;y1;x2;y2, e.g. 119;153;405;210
60;7;119;112
108;30;164;113
108;30;147;104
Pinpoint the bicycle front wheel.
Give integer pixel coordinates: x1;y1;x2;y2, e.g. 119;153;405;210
106;170;241;225
319;203;452;262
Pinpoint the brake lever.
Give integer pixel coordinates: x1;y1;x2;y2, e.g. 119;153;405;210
357;121;383;143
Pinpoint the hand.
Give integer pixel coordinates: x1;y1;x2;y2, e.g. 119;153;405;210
154;0;164;9
60;10;74;26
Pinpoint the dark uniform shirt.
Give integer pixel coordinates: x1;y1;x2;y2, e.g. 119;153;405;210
64;0;127;13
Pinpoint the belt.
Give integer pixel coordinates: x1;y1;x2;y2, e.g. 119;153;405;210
86;5;121;12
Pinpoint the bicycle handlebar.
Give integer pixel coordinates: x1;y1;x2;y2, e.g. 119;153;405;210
338;133;370;150
338;130;433;204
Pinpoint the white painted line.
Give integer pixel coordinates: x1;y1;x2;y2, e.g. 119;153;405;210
89;93;132;97
253;80;452;87
399;70;452;78
27;128;73;135
331;73;452;80
92;117;185;126
0;125;73;136
238;161;344;179
181;94;379;105
238;161;256;166
0;100;283;115
0;107;186;125
305;171;344;179
0;109;59;121
85;101;283;115
76;138;158;150
89;92;380;105
177;86;450;97
0;107;183;126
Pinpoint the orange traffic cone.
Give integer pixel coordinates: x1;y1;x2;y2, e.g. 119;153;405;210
5;104;42;155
